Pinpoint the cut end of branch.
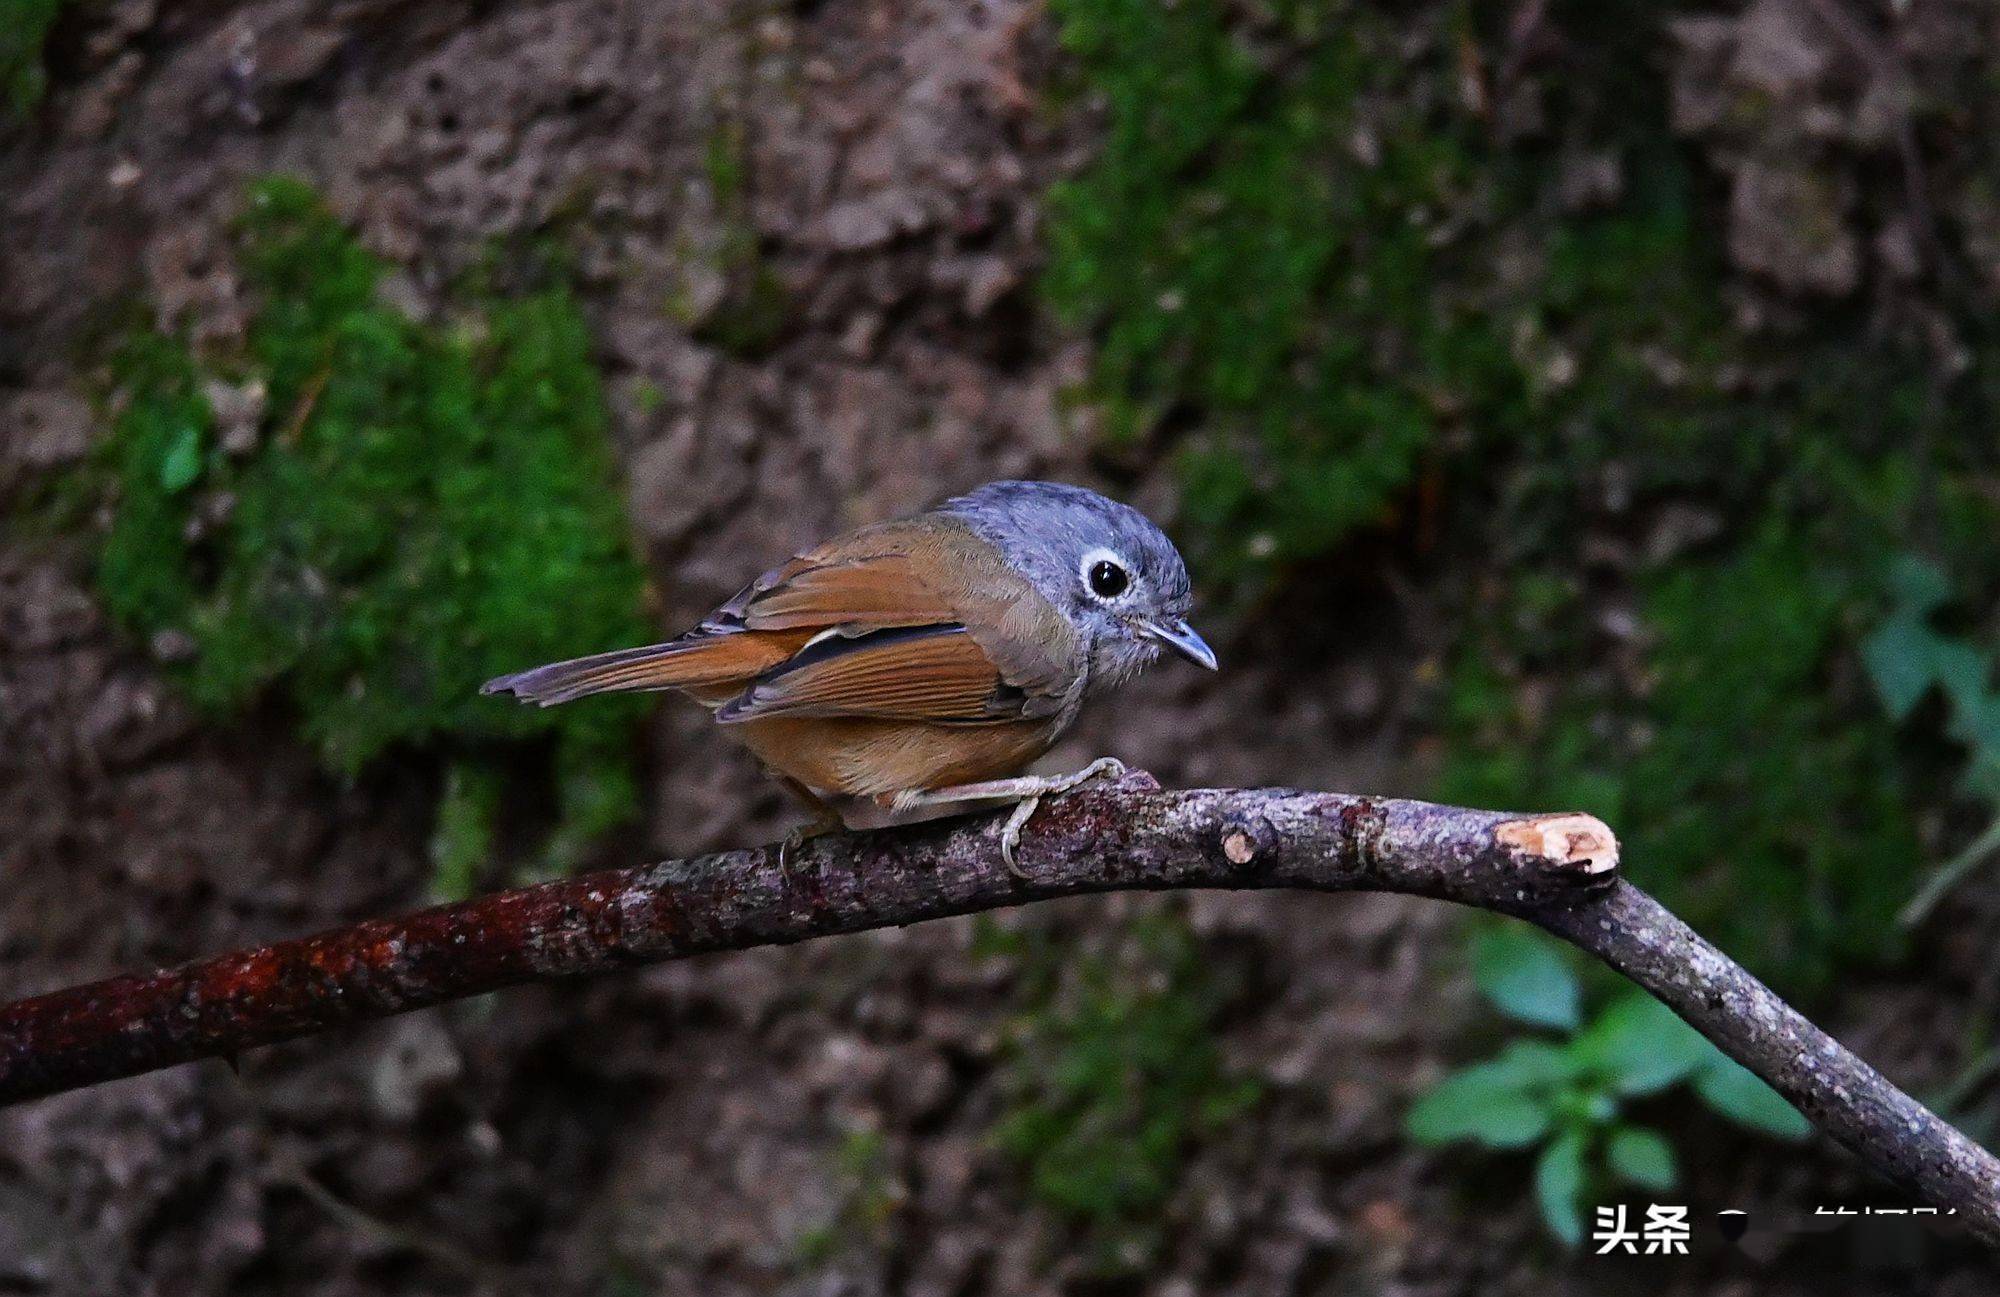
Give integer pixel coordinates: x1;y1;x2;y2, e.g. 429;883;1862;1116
1218;812;1277;868
1493;813;1620;879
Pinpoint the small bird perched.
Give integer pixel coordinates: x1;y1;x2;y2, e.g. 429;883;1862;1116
483;480;1216;872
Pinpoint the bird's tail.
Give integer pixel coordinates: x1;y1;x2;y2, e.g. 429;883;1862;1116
481;633;789;707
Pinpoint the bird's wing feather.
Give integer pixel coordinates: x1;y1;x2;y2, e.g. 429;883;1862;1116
738;553;959;631
715;624;1021;723
484;519;1069;718
479;630;805;706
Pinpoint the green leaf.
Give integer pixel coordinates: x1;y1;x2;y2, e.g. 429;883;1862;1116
1928;638;1993;716
1862;615;1938;721
1405;1065;1553;1149
1605;1125;1677;1190
1572;993;1711;1096
1534;1128;1588;1246
1886;553;1951;614
1958;748;2000;803
1471;926;1581;1030
1951;692;2000;766
1865;557;1996;731
1481;1039;1581;1088
1694;1057;1811;1140
159;423;205;494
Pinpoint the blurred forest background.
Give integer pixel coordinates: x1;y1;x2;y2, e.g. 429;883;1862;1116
5;0;2000;1292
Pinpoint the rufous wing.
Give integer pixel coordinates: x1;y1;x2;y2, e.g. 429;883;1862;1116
737;553;959;632
483;517;1078;721
715;625;1019;723
760;521;1080;708
479;631;806;706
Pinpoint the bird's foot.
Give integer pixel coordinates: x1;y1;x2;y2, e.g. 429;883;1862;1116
888;757;1129;878
994;758;1126;877
1052;755;1128;793
776;813;842;879
996;797;1041;878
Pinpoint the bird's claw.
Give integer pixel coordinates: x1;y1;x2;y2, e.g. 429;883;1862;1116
1063;756;1127;790
776;817;840;880
1000;796;1039;879
998;757;1128;879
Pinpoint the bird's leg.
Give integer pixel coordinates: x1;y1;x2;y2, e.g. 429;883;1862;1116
778;814;843;878
776;777;845;878
887;758;1127;878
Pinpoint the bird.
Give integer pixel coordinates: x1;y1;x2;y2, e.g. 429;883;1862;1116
481;480;1217;873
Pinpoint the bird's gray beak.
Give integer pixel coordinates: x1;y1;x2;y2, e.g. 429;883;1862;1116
1138;617;1218;671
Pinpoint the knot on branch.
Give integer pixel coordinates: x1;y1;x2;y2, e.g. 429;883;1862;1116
1493;813;1620;883
1219;812;1277;870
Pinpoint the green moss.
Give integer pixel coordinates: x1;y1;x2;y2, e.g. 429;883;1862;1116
1439;522;1920;990
1042;0;1993;992
1045;0;1467;578
430;761;506;902
1038;0;1763;579
793;1128;901;1268
95;176;651;883
2;0;63;112
982;911;1259;1273
97;334;209;632
669;117;790;358
702;117;751;209
690;254;789;358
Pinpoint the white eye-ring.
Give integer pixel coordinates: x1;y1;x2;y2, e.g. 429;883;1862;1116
1079;547;1134;601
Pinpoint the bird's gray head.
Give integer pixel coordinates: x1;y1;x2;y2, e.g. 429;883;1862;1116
942;480;1216;689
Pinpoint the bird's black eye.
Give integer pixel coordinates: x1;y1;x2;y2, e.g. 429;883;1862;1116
1087;559;1130;599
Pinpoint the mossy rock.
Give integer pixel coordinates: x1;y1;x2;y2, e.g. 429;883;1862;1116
94;176;653;889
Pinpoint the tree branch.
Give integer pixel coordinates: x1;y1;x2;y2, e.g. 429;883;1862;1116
2;773;1994;1240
